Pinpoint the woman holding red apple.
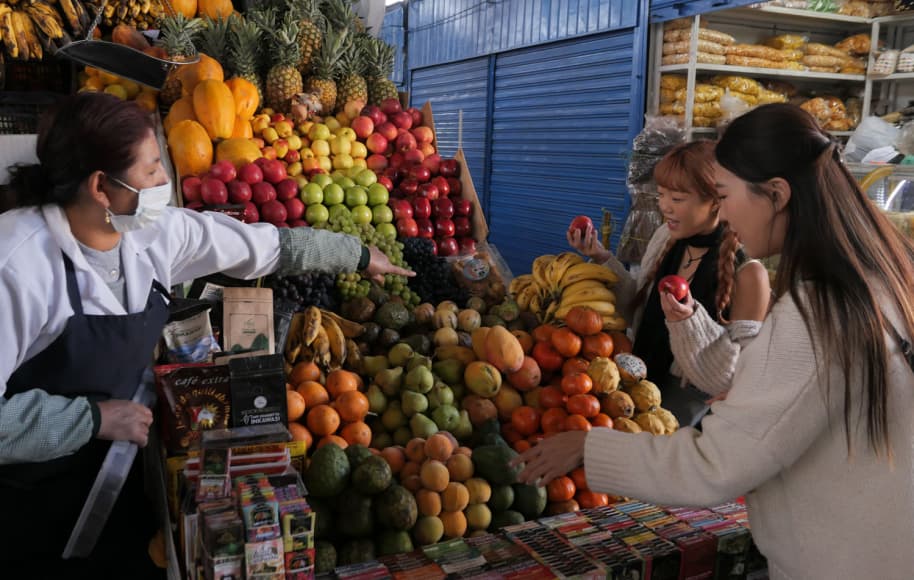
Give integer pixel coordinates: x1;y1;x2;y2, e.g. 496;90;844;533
519;103;914;579
568;140;770;426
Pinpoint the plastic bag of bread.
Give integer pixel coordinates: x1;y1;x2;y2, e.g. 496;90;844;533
763;80;797;97
872;50;899;75
710;75;760;96
782;49;805;61
784;62;808;71
840;66;866;74
806;43;850;59
802;54;845;68
660;74;687;91
662;53;726;65
898;46;914;73
764;34;808;51
660;102;722;118
660;88;677;104
728;91;759;106
839;1;872;16
664;17;700;30
824;118;853;131
662;39;727;56
809;65;840;73
693;116;717;128
726;44;787;61
726;55;787;69
664;28;736;46
674;84;724;103
835;33;870;55
869;1;892;16
757;88;788;105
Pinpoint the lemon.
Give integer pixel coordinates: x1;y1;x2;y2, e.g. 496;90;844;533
104;84;128;100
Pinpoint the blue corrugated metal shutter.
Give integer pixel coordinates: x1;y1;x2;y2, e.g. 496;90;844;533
379;4;407;89
409;58;491;213
649;0;759;23
487;31;636;274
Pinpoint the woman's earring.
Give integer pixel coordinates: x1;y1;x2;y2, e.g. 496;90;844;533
105;212;111;224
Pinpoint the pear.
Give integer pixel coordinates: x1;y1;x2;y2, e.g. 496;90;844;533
451;383;466;401
366;384;388;415
362;355;389;377
393;426;412;446
431;404;460;432
452;410;473;441
410;413;439;439
405;366;434;394
381;401;407;432
401;391;429;417
427;384;455;410
372;431;393;450
407;354;433;372
376;367;404;397
388;343;414;367
432;359;464;386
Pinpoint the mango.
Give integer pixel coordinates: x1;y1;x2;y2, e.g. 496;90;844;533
464;361;502;398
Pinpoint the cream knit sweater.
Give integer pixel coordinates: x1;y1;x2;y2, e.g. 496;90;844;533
603;224;761;395
584;289;914;579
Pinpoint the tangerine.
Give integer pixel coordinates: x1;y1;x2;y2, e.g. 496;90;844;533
510;406;541;437
290;361;322;384
297;381;329;408
306;404;340;436
570;467;589;491
566;394;600;418
562;357;590;377
317;434;348;449
564;414;592;432
288;423;313;448
532;324;558;343
561;372;593;396
380;446;406;474
546;476;576;502
335;390;369;422
539;386;567;409
425;433;454;462
582;333;614;359
445;453;474;482
592;413;614;428
340;420;371;447
541;407;568;433
609;331;633;355
576;490;610;509
286;390;306;422
550;328;582;358
325;369;359;399
513;440;532;453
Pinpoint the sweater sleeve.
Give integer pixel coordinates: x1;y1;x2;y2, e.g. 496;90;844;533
601;225;672;324
276;226;362;276
583;295;834;507
665;303;762;397
0;391;94;464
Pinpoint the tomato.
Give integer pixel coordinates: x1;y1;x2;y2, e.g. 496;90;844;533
511;406;541;437
513;439;532;453
501;424;524;445
562;357;590;376
561;372;593;396
566;394;600;418
550;328;582;358
576;490;610;509
547;476;576;502
539;386;567;409
541;407;568;433
564;414;592;432
582;333;614;360
533;341;564;372
591;413;614;428
570;467;589;491
609;331;633;355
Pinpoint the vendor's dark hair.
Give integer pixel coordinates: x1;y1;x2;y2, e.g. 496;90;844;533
716;103;914;459
1;92;154;212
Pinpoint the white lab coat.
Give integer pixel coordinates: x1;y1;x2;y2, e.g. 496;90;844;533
0;205;285;462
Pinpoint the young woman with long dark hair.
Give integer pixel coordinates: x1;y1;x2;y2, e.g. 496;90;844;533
519;103;914;578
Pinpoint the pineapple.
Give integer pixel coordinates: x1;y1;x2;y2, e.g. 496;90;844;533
157;14;203;106
289;0;325;76
197;16;231;74
229;15;264;104
365;37;399;106
335;34;368;111
307;28;347;115
321;0;358;34
262;13;304;113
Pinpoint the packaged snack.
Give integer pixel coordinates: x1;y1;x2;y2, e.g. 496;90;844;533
763;80;798;97
710;75;761;96
839;1;872;16
782;49;805;61
898;46;914;72
693;116;718;128
785;62;808;71
662;39;727;56
663;28;735;46
836;33;871;55
449;243;510;305
726;44;787;61
764;34;808;51
824;118;853;131
872;50;899;75
660;88;677;104
725;55;787;69
840;66;867;74
802;54;845;68
727;91;759;106
664;17;700;30
162;299;220;364
674;84;724;103
229;354;288;428
757;88;788;105
662;52;727;65
660;74;687;91
222;287;275;357
809;65;840;73
805;43;850;59
154;363;232;454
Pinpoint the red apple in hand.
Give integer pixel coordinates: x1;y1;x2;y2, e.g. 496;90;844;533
658;274;690;302
569;215;593;233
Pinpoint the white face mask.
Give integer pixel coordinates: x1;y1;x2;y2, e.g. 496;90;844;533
105;176;172;232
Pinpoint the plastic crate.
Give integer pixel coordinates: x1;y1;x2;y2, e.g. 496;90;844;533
0;91;63;135
2;58;74;93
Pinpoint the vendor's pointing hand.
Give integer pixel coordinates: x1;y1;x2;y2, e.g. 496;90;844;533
365;246;415;284
96;400;153;447
660;288;695;322
509;430;588;487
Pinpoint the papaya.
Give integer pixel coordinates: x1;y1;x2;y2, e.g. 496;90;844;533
485;326;525;373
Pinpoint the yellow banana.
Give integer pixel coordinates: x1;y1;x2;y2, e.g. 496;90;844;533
547;252;585;290
509;274;534;296
312;326;332;369
559;262;619;288
528;291;543;317
559;286;617;308
11;11;33;60
345;338;362;371
561;278;611;296
544;298;560;322
320;309;365;339
321;316;347;370
555;300;616;319
602;315;628;331
0;9;18;59
57;0;79;34
515;284;533;311
25;2;63;39
531;255;555;289
301;306;322;347
18;11;41;60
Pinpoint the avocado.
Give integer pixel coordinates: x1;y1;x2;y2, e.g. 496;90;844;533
304;443;350;498
375;302;410;331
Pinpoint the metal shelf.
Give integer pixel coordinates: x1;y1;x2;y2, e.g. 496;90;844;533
723;6;871;25
869;72;914;81
659;63;865;82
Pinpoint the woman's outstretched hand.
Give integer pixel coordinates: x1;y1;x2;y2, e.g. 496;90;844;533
567;223;612;263
365;246;415;284
509;430;588;487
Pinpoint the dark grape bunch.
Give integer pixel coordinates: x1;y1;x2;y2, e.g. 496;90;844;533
401;238;470;306
267;273;340;311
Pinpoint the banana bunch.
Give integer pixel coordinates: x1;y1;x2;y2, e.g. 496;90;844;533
0;0;94;61
511;253;626;331
86;0;162;31
284;306;365;373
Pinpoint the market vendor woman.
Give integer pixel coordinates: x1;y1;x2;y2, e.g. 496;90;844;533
0;93;412;576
